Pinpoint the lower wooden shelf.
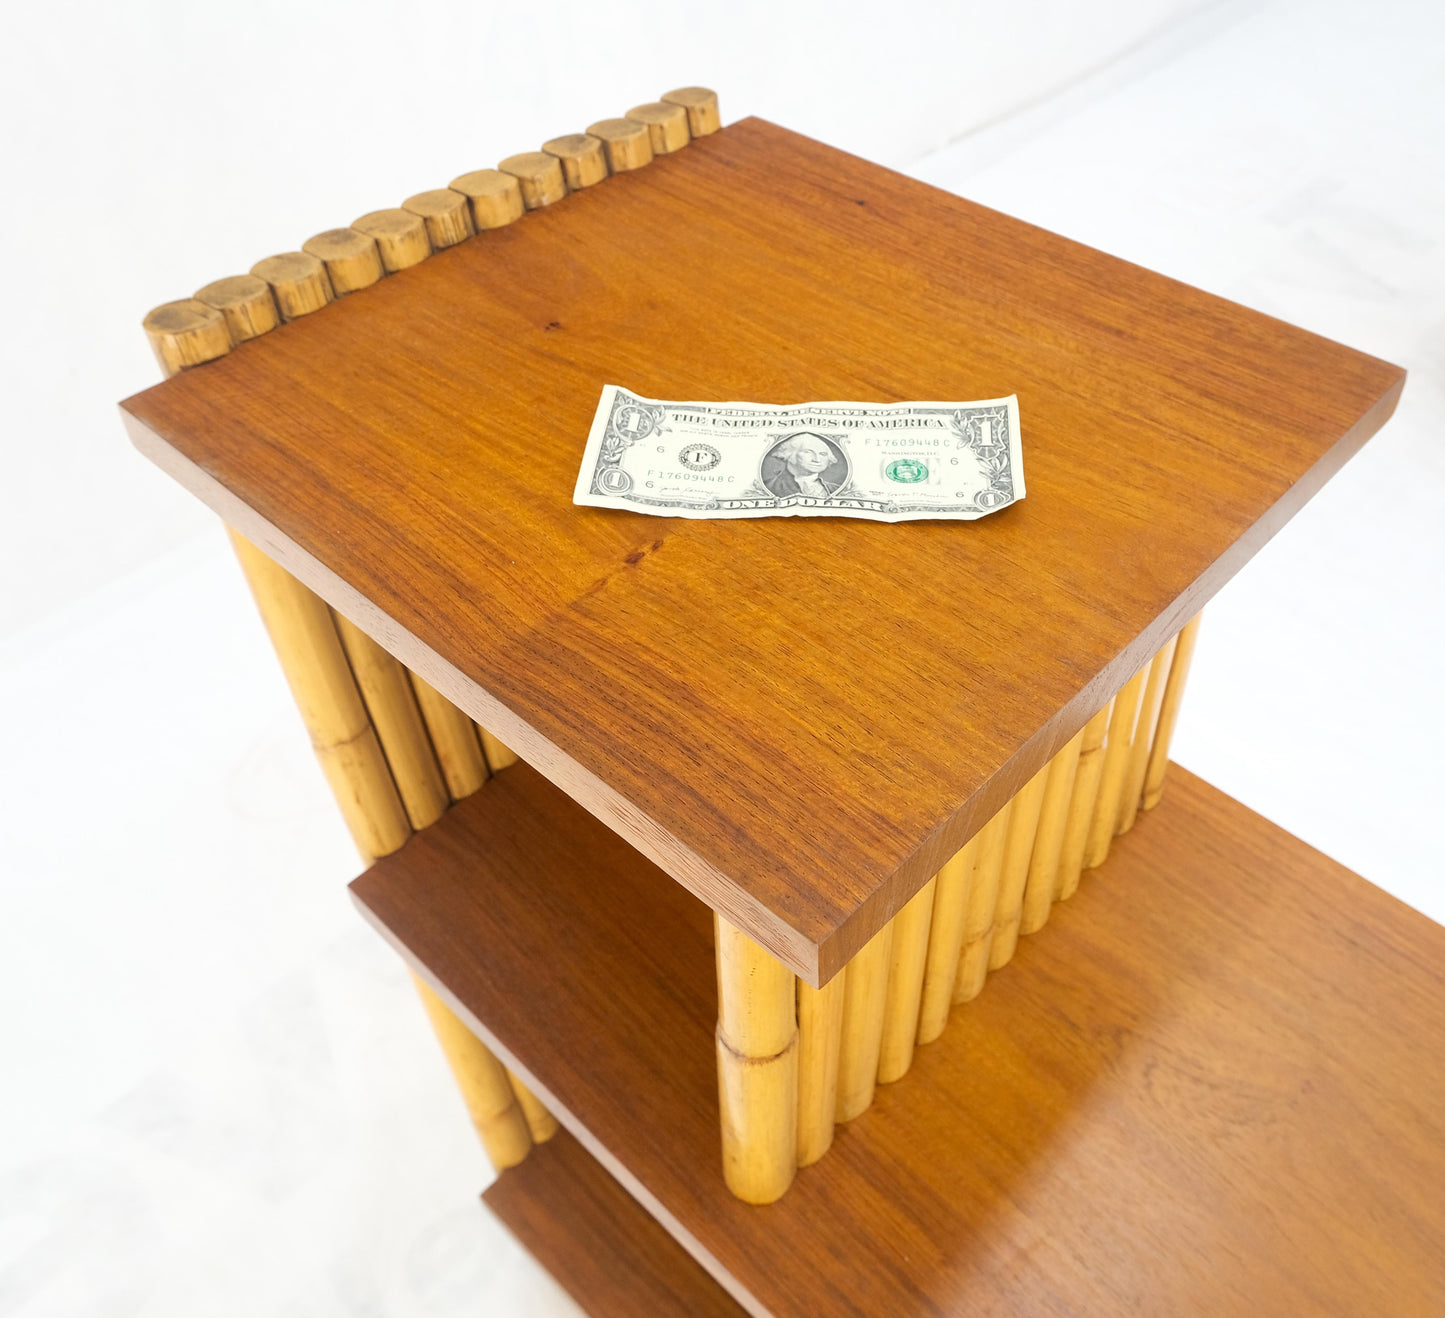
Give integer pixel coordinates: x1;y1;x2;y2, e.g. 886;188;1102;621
352;764;1445;1317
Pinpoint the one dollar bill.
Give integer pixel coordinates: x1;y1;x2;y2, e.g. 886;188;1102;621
573;386;1024;522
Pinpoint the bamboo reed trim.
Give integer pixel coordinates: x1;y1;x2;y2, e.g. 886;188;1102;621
332;613;449;831
661;86;722;136
917;835;979;1044
403;189;475;249
877;877;937;1084
988;763;1052;971
626;101;691;154
1143;614;1203;810
412;974;532;1171
410;673;489;800
228;530;409;862
449;169;526;230
795;971;845;1167
541;134;610;190
476;723;519;772
715;915;797;1203
1020;730;1085;936
352;209;432;272
954;801;1012;1003
1056;702;1113;902
498;153;567;209
586;118;654;173
302;228;384;295
250;252;334;321
194;275;279;343
1117;635;1178;835
507;1069;560;1144
142;299;232;377
1084;666;1148;869
835;919;894;1121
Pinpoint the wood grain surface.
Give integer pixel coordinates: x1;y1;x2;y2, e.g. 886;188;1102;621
123;117;1405;982
353;765;1445;1318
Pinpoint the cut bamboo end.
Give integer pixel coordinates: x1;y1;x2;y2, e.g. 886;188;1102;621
498;152;567;209
412;975;532;1172
795;972;845;1167
1143;614;1202;810
302;227;384;295
661;86;721;136
586;118;654;173
1084;667;1148;870
1118;636;1178;835
877;877;936;1084
626;101;691;154
353;208;433;273
1021;730;1085;936
142;299;232;378
194;275;279;344
449;168;526;230
954;800;1012;1004
989;763;1052;971
507;1070;560;1144
835;921;894;1122
917;835;979;1044
250;252;334;321
402;188;475;249
716;915;796;1057
476;724;519;772
1056;701;1113;902
541;134;609;190
717;1028;797;1204
332;613;449;831
410;674;489;800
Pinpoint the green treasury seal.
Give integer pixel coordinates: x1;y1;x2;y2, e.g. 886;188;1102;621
885;458;929;484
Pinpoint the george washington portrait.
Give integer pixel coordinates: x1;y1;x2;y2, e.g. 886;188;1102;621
760;432;849;499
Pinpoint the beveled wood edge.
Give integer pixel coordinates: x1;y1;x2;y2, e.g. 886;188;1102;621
347;889;769;1318
118;349;1405;987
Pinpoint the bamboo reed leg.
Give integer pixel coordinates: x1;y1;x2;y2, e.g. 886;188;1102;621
955;801;1012;1002
626;101;692;154
507;1069;560;1144
795;971;846;1167
1056;702;1112;902
331;613;449;830
1143;614;1203;810
586;119;654;173
715;915;797;1203
1084;667;1148;869
475;723;519;772
916;835;980;1044
142;299;232;376
228;531;409;862
193;276;278;344
876;877;937;1084
411;974;531;1172
988;763;1052;970
1020;730;1085;935
835;920;895;1121
661;87;722;136
410;674;489;799
1117;635;1179;835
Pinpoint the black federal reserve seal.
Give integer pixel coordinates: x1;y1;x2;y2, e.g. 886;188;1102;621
678;441;722;472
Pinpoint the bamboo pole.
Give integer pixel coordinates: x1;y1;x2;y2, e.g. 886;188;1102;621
331;613;449;831
301;228;384;295
954;800;1012;1003
661;86;722;136
1143;614;1203;810
250;252;334;321
409;674;488;800
1117;635;1178;835
142;299;232;377
541;134;610;190
876;877;937;1084
916;835;980;1044
835;919;894;1121
352;209;433;273
987;762;1052;971
507;1069;560;1144
1020;730;1085;935
626;101;692;154
1056;702;1112;902
715;915;797;1203
228;531;409;862
194;275;279;343
795;971;846;1167
412;975;531;1172
586;118;654;173
1084;666;1147;870
476;724;519;772
449;169;526;230
402;189;475;250
498;153;567;210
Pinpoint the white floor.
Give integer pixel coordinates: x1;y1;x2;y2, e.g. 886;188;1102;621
3;1;1442;1313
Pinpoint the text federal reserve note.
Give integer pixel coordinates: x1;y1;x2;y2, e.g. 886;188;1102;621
573;386;1024;522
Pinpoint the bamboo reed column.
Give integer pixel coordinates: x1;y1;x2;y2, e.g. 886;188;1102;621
251;252;333;320
586;119;654;173
541;134;610;190
412;975;531;1172
877;877;937;1084
194;276;279;343
795;972;846;1167
955;801;1013;1003
1084;667;1147;869
988;763;1052;971
476;724;519;772
835;920;894;1121
1143;614;1202;810
352;209;433;272
507;1070;560;1144
301;229;384;295
142;300;232;377
917;836;979;1044
410;674;489;800
449;169;526;230
1056;702;1112;902
498;153;568;210
403;189;475;250
661;87;722;136
1117;635;1178;835
715;915;797;1203
1020;730;1085;935
626;102;692;154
